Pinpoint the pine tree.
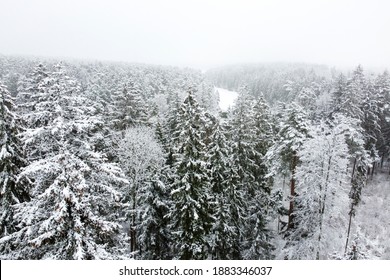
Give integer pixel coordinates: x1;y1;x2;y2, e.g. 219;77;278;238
0;82;29;240
168;89;213;260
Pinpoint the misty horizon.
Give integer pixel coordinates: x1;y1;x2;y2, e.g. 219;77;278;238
1;0;389;71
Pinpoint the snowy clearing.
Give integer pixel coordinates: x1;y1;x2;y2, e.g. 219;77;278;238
215;87;238;111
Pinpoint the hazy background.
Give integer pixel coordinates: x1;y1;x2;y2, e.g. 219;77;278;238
0;0;389;69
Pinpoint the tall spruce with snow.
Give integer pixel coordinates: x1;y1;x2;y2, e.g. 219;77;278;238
0;65;128;259
251;94;274;191
16;63;49;109
163;89;183;166
138;174;171;260
283;116;350;259
111;80;149;130
168;89;213;260
375;71;390;165
361;78;381;163
242;94;275;259
0;82;29;240
229;86;256;194
229;87;275;259
337;66;365;121
206;123;243;259
266;102;309;231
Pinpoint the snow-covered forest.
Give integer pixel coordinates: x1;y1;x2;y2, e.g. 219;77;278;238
0;55;389;260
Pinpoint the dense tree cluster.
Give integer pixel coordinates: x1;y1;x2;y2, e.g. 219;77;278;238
0;55;389;259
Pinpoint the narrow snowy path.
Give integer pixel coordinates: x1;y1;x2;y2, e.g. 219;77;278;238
354;168;390;259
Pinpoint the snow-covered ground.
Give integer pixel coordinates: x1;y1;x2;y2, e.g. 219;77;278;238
354;168;390;259
215;87;238;111
270;166;390;260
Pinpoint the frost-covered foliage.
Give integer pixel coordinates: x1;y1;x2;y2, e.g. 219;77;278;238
111;80;149;130
138;176;171;260
206;63;330;104
168;89;213;260
1;55;389;260
265;102;310;232
283;116;351;259
229;86;275;259
206;123;242;260
0;81;29;239
1;152;125;259
116;126;167;258
0;65;128;259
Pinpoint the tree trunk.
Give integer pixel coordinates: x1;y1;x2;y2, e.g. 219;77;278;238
130;183;137;256
351;158;357;183
130;201;136;254
317;154;333;259
288;154;297;230
345;209;354;254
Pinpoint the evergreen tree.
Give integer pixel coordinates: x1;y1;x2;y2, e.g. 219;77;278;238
360;79;381;162
138;173;171;260
229;87;275;259
168;89;213;260
375;71;390;164
266;102;309;231
206;123;243;259
17;63;49;105
243;94;275;259
0;65;128;259
111;80;148;130
338;65;365;121
163;89;183;166
0;82;29;240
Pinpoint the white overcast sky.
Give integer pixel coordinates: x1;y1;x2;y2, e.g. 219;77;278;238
0;0;389;69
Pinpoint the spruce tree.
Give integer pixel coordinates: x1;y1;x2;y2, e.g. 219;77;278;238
266;102;309;231
168;89;213;260
111;80;148;130
207;123;243;259
0;65;128;259
0;82;29;240
138;173;171;260
229;87;275;259
242;94;275;259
